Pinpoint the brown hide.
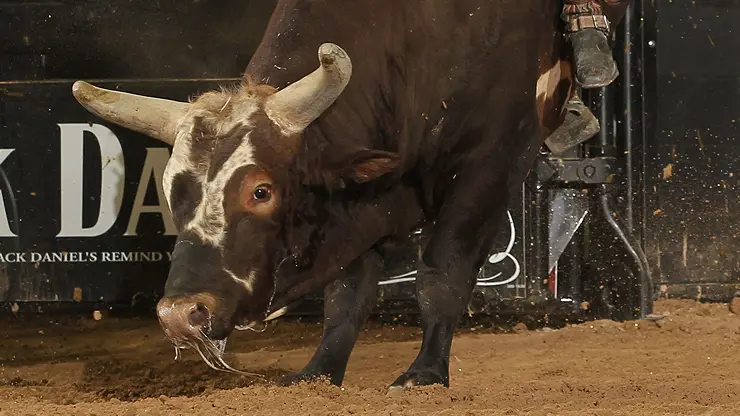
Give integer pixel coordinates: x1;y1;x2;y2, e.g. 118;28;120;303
244;0;579;310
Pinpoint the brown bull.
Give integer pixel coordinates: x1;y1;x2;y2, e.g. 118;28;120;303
70;0;627;389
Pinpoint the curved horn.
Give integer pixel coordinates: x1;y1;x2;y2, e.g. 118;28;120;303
72;81;191;146
264;43;352;134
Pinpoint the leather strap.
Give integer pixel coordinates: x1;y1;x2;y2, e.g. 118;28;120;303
562;1;611;34
564;14;611;34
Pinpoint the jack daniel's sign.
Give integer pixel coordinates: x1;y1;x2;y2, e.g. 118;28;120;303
0;79;232;302
1;123;175;240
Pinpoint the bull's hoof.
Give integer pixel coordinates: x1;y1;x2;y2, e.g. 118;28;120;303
387;370;447;395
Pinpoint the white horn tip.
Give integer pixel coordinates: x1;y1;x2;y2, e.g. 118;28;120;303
317;43;351;73
318;42;346;58
71;80;96;103
72;80;89;93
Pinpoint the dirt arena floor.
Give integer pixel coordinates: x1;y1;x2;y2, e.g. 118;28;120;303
0;298;738;416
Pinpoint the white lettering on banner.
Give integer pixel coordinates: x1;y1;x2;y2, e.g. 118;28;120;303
57;123;125;237
126;147;177;236
0;149;17;237
52;123;178;238
0;252;27;262
100;251;165;262
0;251;171;263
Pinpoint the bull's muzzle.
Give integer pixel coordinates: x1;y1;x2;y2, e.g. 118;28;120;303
156;294;216;343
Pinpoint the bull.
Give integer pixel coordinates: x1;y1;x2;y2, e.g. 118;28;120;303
70;0;612;389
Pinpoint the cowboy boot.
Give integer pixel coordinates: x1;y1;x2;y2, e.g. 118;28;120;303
562;0;619;88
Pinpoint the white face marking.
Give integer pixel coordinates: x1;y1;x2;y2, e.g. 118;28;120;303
225;269;256;293
185;136;256;246
162;128;194;203
162;96;261;248
160;92;276;292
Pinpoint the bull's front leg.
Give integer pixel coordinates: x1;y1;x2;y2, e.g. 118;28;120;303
278;248;382;386
389;159;511;390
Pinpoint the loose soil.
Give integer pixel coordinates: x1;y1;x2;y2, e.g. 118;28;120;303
0;299;739;415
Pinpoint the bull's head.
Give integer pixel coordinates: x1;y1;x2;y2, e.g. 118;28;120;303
72;44;400;370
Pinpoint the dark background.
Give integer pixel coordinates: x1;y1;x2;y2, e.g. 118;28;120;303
646;0;740;300
0;0;737;309
0;0;276;80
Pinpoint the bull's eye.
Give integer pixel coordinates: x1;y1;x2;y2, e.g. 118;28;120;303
236;170;277;215
253;185;272;201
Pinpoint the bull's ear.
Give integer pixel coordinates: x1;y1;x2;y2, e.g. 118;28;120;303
304;146;401;188
338;149;400;184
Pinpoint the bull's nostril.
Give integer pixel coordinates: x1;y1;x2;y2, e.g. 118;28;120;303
188;303;210;328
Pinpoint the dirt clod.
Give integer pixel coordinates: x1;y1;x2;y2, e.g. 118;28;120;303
512;322;528;333
730;295;740;315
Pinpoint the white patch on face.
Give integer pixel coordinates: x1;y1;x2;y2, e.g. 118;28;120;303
161;94;270;292
162;95;262;248
185;135;256;246
163;126;196;208
225;269;256;293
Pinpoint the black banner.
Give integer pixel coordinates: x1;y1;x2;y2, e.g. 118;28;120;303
0;79;232;302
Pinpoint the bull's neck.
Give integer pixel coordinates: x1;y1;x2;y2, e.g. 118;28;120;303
243;0;400;151
270;181;424;312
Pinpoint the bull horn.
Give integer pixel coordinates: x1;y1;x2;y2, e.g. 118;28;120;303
264;43;352;135
71;81;191;146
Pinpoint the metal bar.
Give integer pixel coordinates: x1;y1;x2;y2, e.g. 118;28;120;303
533;186;550;299
639;0;659;251
598;86;613;153
622;3;634;231
581;86;613;158
598;185;653;318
